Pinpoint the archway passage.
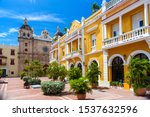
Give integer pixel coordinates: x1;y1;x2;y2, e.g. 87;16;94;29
70;64;74;69
112;57;124;83
77;63;82;71
134;53;149;60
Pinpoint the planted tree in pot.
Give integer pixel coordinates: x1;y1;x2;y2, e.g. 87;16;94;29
69;77;92;100
127;57;149;96
86;62;101;88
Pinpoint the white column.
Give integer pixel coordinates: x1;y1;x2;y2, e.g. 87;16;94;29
66;43;68;55
102;24;107;40
103;50;110;87
119;16;122;35
58;39;60;65
66;61;69;70
81;17;85;76
144;2;149;26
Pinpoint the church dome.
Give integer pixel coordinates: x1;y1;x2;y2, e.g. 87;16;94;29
20;18;32;31
54;26;63;37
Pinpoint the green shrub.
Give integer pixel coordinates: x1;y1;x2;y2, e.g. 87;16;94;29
28;78;41;85
68;68;82;80
86;62;101;85
69;77;92;94
0;68;2;78
22;76;32;82
127;57;149;91
41;81;65;95
20;72;26;80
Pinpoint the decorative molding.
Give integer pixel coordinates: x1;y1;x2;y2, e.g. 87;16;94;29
88;58;99;67
127;50;150;65
108;54;126;66
102;0;144;24
86;25;98;33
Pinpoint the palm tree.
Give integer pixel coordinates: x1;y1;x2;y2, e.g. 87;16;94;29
92;2;100;14
64;27;68;34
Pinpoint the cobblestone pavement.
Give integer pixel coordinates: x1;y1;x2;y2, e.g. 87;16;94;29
1;77;149;100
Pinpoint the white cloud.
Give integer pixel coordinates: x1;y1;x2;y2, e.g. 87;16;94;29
0;28;18;38
0;9;64;23
0;32;8;38
8;28;18;33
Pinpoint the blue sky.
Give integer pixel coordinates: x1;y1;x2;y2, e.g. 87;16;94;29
0;0;105;45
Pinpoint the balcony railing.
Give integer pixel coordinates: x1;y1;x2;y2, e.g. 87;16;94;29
103;26;150;49
65;29;82;42
49;58;57;63
106;0;123;11
65;51;81;59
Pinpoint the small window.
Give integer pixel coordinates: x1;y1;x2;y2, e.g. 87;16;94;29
0;49;2;55
23;33;26;37
10;59;15;65
11;49;15;55
25;49;28;52
139;20;143;27
11;71;14;75
25;43;28;47
91;34;96;51
113;31;117;37
27;33;30;37
0;59;2;65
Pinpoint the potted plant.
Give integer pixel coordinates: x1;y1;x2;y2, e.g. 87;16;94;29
23;76;31;89
127;57;149;96
69;77;92;100
86;62;101;88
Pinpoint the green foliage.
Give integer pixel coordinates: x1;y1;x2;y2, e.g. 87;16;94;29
59;65;68;81
47;62;67;81
20;71;26;80
23;60;44;78
22;76;32;82
28;78;41;85
86;62;101;85
0;68;3;78
64;27;68;34
41;81;65;95
110;81;123;87
126;57;150;90
92;2;100;14
68;67;82;80
69;77;92;94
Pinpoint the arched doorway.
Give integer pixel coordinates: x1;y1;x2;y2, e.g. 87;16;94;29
77;62;82;71
134;53;149;60
112;57;124;83
70;64;74;69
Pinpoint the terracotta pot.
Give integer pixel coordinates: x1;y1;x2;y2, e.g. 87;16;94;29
135;88;146;96
77;94;86;100
92;83;97;89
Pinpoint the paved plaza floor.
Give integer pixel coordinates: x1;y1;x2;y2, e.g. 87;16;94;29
0;77;150;100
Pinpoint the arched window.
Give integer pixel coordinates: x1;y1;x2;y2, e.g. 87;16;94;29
70;64;74;69
112;57;124;83
77;63;82;71
134;53;149;60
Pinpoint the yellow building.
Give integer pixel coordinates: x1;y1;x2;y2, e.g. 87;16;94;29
50;0;150;89
0;44;18;77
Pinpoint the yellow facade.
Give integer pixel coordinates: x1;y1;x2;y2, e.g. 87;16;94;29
50;0;150;90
